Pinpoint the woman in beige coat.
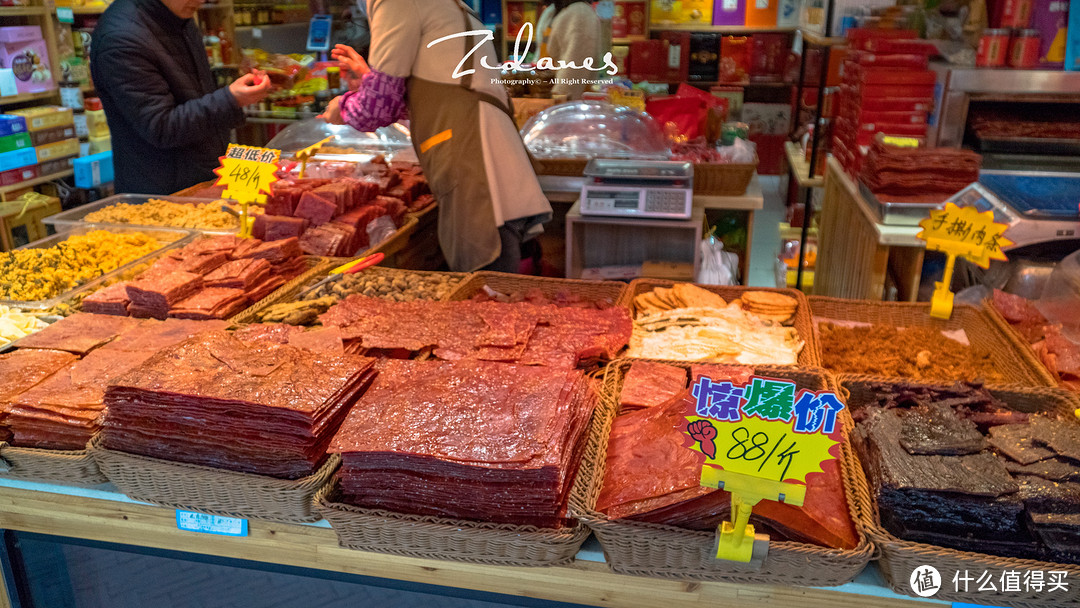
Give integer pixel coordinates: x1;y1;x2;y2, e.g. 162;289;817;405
322;0;551;273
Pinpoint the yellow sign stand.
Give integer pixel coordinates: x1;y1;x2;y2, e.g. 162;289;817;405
917;202;1013;319
295;135;335;179
214;144;282;238
699;468;805;564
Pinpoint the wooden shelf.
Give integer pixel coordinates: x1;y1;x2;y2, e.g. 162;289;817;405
612;35;648;44
650;23;796;33
0;168;74;197
786;141;825;188
800;27;846;47
0;90;57;106
0;5;49;16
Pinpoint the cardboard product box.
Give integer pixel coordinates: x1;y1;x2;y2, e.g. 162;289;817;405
855;94;933;113
28;123;76;147
628;39;667;81
777;0;799;26
742;102;791;135
848;50;929;69
847;65;937;86
845;28;918;51
710;86;744;118
0;130;30;154
681;0;714;23
8;106;74;132
848;109;928;126
652;0;713;24
1067;0;1080;71
719;35;749;83
689;33;721;81
0;146;37;172
1030;0;1068;68
713;0;746;25
749;33;790;80
74;150;112;188
0;114;26;136
36;137;79;163
38;155;75;176
0;26;53;95
0;163;37;187
860;84;936;99
627;1;648;35
660;31;691;81
745;0;778;28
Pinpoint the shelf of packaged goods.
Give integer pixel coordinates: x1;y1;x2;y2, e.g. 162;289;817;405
0;90;57;106
799;28;845;47
0;473;940;608
0;5;49;15
70;5;108;14
785;141;825;188
650;23;796;33
0;168;74;197
612;35;648;44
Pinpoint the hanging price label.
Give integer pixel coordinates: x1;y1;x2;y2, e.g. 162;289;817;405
682;374;845;564
917;202;1013;319
214;144;281;237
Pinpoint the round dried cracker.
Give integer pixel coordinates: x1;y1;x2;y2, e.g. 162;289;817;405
742;291;798;308
672;283;727;309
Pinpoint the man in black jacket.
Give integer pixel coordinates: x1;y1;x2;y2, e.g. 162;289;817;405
91;0;270;194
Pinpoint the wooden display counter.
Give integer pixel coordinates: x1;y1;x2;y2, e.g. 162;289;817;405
0;479;940;608
815;158;926;301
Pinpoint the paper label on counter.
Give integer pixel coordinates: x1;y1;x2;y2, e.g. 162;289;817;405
176;511;248;536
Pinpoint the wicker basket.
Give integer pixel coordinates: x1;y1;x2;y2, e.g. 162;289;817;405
447;271;628;306
572;359;875;586
313;386;616;567
0;440;108;486
808;296;1058;388
89;436;339;524
693;160;756;196
842;376;1080;608
620;279;821;367
228;256;332;324
230;266;472;326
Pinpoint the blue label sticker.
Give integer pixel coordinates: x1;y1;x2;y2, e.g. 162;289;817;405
176;511;248;536
56;7;74;23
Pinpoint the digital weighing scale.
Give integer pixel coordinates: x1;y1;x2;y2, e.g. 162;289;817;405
948;170;1079;250
580;159;694;219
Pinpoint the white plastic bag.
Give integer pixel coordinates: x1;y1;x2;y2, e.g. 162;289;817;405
366;215;396;248
697;235;739;286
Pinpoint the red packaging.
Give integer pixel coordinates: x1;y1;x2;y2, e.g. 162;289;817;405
845;28;918;51
976;28;1010;67
612;1;629;38
628;39;667;81
850;110;927;125
661;32;691;81
505;2;525;36
645;96;708;140
856;95;933;112
848;51;930;69
996;0;1034;28
627;2;647;36
801;87;836;118
1008;28;1041;68
0;164;38;187
749;33;788;80
855;127;926;147
860;84;936;99
720;35;750;83
862;38;938;55
849;66;937;86
857;121;928;136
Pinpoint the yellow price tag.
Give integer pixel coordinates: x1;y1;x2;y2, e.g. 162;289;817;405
881;136;922;148
214;144;282;238
917;202;1013;319
683;375;846;563
295;135;335;179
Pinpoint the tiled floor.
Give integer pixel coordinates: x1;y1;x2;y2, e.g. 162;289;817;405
19;538;533;608
747;175;788;288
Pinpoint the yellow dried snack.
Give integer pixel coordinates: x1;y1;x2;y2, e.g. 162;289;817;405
83;199;255;230
0;230;160;302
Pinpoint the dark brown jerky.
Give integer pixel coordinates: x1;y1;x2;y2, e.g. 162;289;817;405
988;423;1056;465
899;403;987;455
1004;457;1080;482
1017;475;1080;516
1029;416;1080;463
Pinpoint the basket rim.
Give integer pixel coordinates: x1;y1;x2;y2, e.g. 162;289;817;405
840;374;1080;576
228;256;333;324
571;359;875;563
980;298;1062;387
447;271;629;304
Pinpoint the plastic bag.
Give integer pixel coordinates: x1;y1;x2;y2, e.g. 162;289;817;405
715;137;757;163
366;215;396;248
697;235;739;286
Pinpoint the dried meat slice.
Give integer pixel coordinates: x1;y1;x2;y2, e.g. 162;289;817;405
619;361;687;411
126;271;203;311
14;313;142;355
899;403;988;456
988;422;1055;465
81;282;132;316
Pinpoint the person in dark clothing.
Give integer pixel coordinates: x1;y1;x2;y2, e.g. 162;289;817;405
91;0;271;194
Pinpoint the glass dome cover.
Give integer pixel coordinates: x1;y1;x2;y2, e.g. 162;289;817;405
267;119;412;155
520;101;670;160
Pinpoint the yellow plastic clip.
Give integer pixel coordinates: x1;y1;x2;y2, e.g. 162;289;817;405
296;135;335;179
929;251;958;320
700;468;805;564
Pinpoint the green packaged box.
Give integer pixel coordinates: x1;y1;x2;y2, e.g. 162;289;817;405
0;131;32;154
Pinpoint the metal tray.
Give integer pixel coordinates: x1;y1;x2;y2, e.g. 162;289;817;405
42;193;234;234
0;226;194;311
858;180;944;226
975;134;1080;156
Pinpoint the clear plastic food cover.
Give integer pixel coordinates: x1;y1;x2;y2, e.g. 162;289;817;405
520;101;670;160
1036;248;1080;343
267;119;412;155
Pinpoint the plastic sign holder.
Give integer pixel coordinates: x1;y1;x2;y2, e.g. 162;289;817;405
295;135;334;179
684;375;846;566
917;201;1012;319
214;144;281;238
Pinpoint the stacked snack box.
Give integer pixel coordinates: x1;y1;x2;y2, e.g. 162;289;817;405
1;106;77;185
831;29;937;176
